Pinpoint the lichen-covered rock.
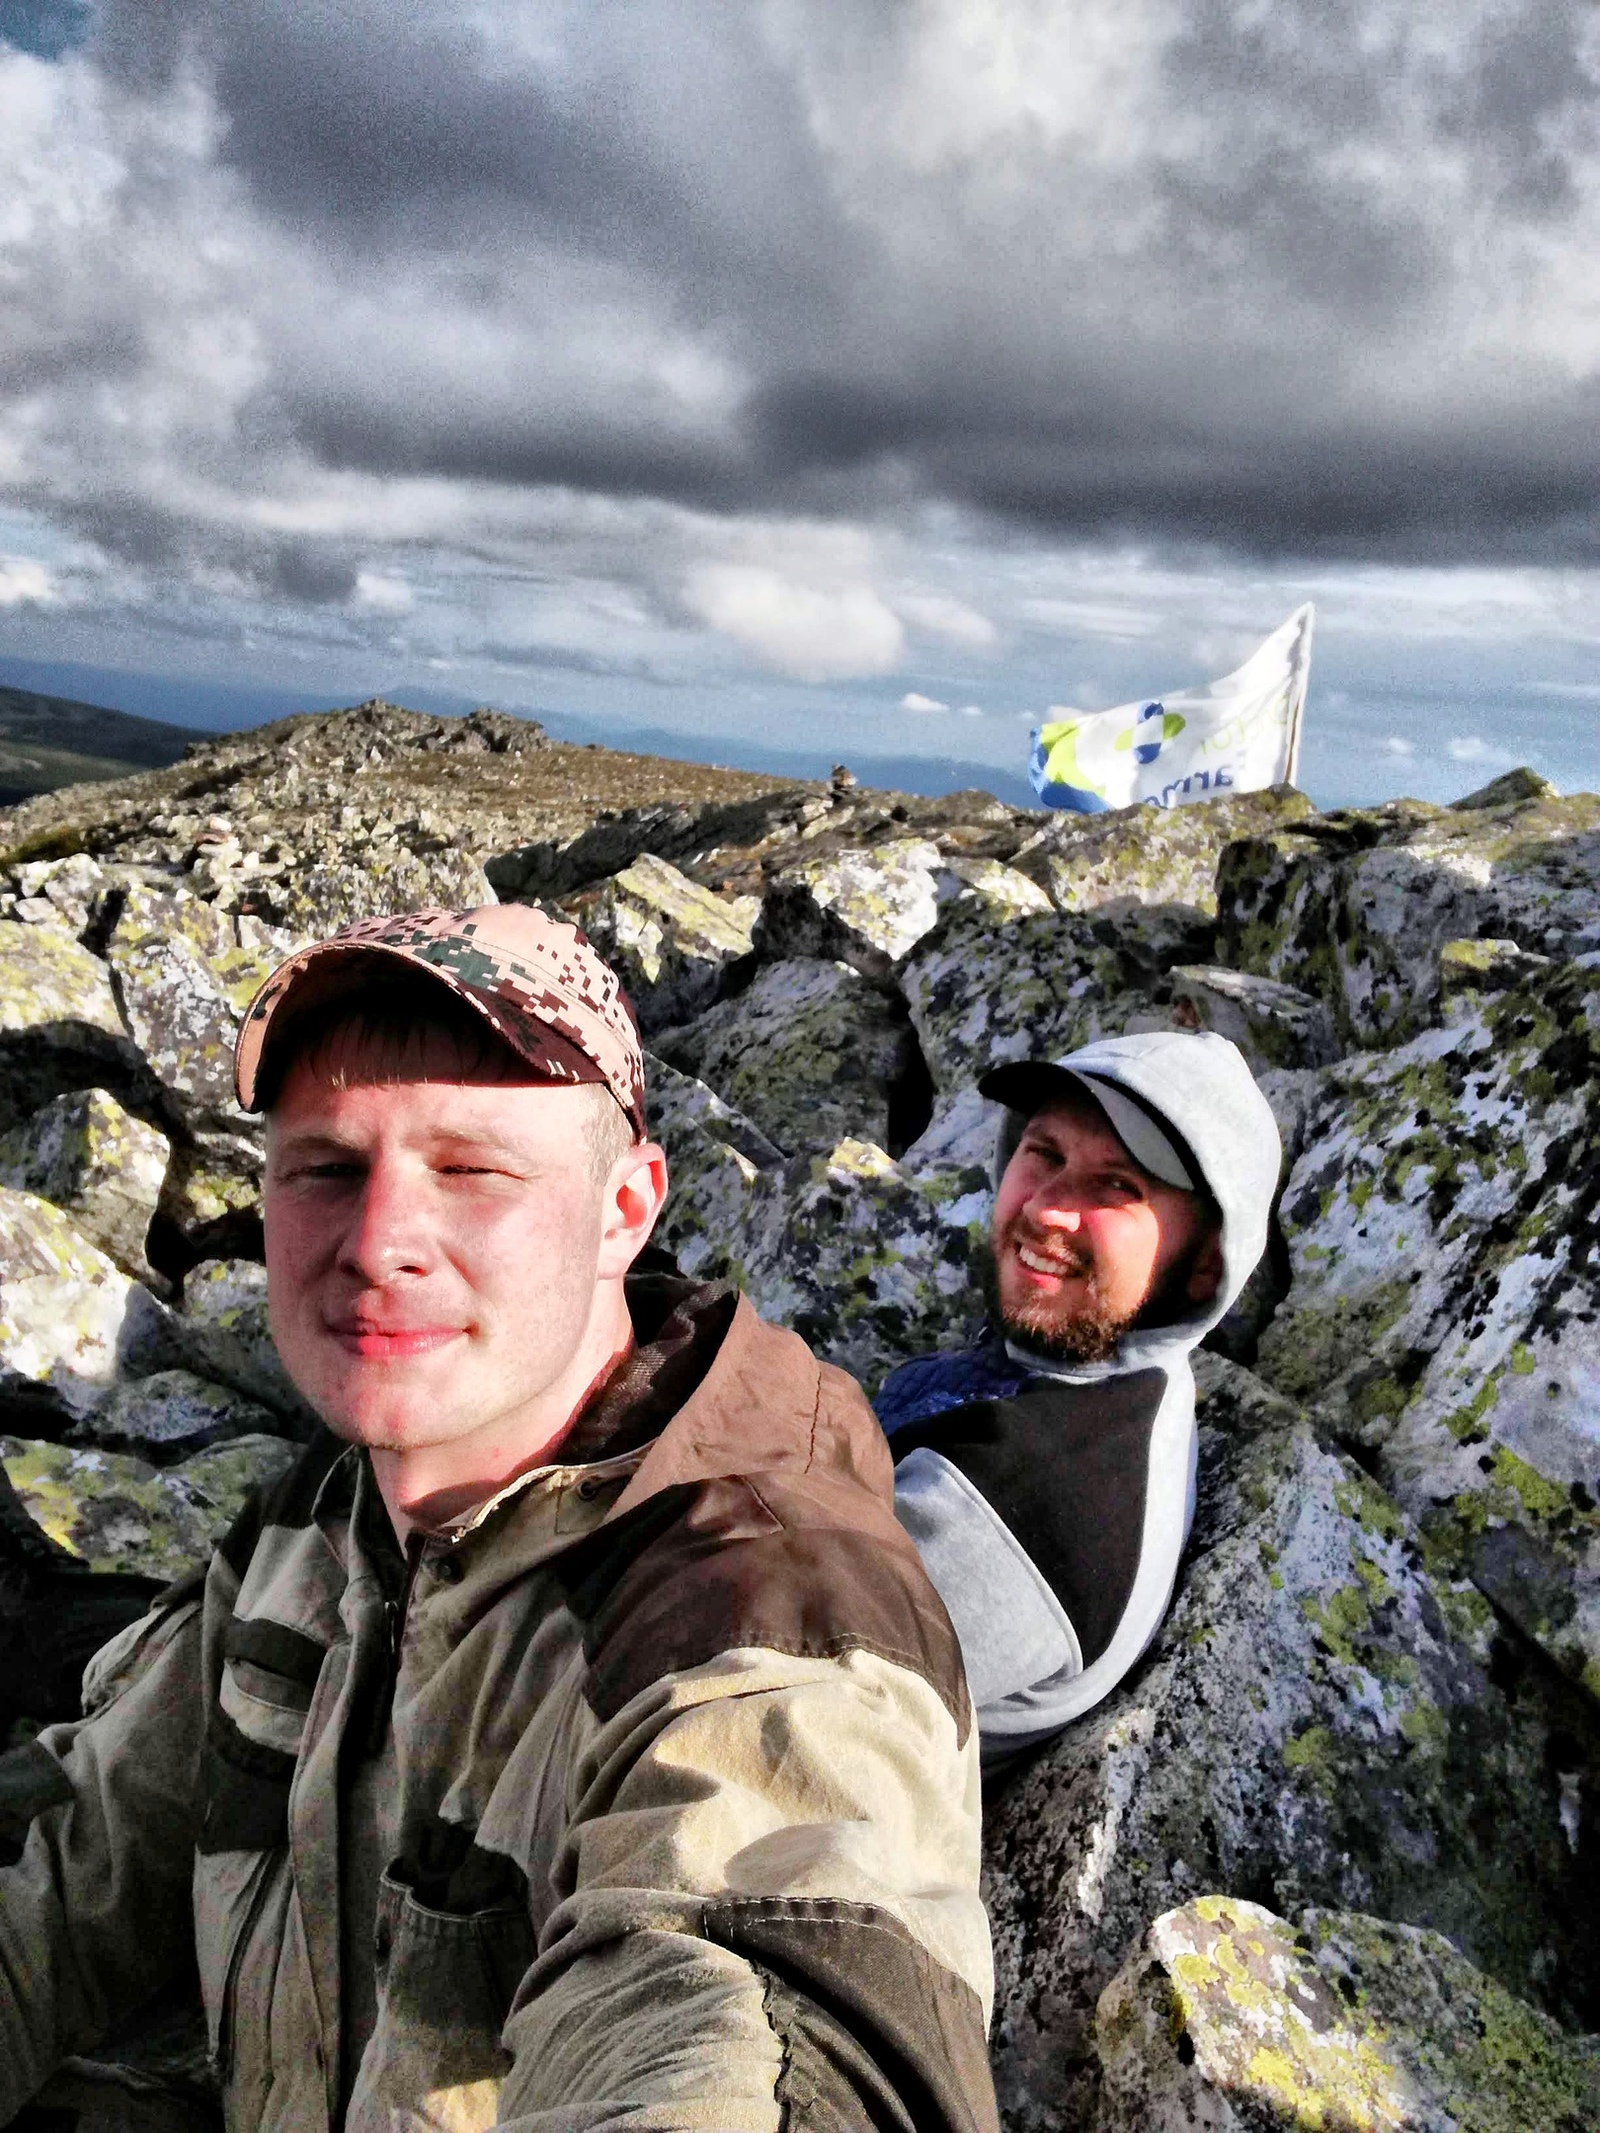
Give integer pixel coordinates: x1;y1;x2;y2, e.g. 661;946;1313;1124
158;1127;266;1259
270;835;493;937
1095;1895;1600;2133
655;958;919;1156
643;1054;783;1283
75;1368;283;1457
0;1088;170;1281
934;856;1054;923
983;1358;1600;2131
0;1187;174;1427
560;853;757;1033
1254;962;1600;1701
103;886;281;1128
0;1433;298;1580
1217;785;1600;1045
754;837;946;973
731;1137;992;1390
900;898;1213;1093
0;921;146;1132
1014;784;1315;915
1167;964;1338;1072
175;1258;315;1426
2;851;107;935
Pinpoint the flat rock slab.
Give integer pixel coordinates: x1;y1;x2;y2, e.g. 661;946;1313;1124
983;1358;1600;2133
1096;1895;1600;2133
0;1433;298;1581
74;1368;283;1457
175;1258;317;1426
1256;959;1600;1702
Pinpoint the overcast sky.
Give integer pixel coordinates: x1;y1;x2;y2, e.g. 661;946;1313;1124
3;0;1600;805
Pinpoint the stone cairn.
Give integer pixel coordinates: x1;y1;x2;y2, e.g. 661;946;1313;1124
0;701;1597;2128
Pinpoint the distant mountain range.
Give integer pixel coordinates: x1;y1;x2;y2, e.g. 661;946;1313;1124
0;685;212;807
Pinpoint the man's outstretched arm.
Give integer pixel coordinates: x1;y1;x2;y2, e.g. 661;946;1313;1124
0;1591;208;2123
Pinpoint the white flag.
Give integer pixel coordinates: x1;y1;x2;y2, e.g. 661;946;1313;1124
1028;605;1314;813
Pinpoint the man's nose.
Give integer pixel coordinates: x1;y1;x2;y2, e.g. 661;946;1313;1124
1030;1199;1084;1233
337;1164;434;1282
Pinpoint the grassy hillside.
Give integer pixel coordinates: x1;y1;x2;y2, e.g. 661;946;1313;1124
0;684;209;806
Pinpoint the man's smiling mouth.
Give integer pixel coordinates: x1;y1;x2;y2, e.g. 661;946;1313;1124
327;1323;464;1359
1014;1242;1091;1280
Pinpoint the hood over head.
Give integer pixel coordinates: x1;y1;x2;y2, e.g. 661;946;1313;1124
980;1029;1281;1359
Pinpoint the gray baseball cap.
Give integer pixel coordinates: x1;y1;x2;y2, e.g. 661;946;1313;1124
978;1057;1199;1191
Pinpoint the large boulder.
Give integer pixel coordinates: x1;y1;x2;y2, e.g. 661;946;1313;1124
0;1432;297;1582
0;1187;173;1430
560;853;757;1033
982;1357;1600;2132
732;1136;991;1391
1166;964;1339;1073
754;837;946;973
900;899;1214;1094
1095;1895;1600;2133
0;921;147;1132
174;1258;316;1428
0;1088;170;1282
1217;781;1600;1046
1255;958;1600;1702
1013;784;1315;914
655;958;921;1156
643;1055;783;1285
74;1368;283;1459
268;833;493;937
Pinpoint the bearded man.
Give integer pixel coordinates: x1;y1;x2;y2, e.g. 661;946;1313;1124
876;1031;1281;1767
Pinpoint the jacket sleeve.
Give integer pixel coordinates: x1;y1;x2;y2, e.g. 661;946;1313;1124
493;1474;1000;2133
0;1592;208;2122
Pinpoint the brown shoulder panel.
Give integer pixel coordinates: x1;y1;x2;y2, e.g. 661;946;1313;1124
560;1469;971;1742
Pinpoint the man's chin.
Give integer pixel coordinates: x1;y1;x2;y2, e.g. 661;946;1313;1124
1000;1308;1132;1366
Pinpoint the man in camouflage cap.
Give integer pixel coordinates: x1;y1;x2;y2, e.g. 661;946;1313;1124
0;903;997;2133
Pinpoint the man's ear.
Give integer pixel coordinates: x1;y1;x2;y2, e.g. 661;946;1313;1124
1185;1226;1226;1305
598;1140;670;1279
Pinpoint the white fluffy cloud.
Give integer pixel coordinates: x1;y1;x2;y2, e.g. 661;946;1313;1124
684;562;905;679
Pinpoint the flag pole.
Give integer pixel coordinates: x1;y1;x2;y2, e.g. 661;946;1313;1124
1285;605;1313;787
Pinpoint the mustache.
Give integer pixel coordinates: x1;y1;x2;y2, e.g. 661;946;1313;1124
1003;1223;1093;1276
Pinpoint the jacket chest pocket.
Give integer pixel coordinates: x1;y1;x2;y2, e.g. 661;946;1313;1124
355;1841;536;2130
194;1617;328;2086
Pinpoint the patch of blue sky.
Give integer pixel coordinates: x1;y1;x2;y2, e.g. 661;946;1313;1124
0;0;93;61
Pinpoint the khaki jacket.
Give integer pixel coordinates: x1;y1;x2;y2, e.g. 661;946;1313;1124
0;1281;996;2132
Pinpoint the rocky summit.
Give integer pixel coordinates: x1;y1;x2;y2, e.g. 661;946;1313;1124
0;703;1597;2128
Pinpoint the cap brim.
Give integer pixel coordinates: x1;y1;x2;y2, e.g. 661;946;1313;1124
977;1059;1197;1190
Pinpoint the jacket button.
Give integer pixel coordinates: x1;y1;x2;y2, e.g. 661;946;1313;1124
576;1476;603;1501
434;1553;464;1584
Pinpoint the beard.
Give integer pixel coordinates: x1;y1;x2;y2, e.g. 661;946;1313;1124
980;1229;1137;1366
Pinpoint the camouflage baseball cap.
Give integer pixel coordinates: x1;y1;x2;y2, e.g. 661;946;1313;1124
233;905;646;1134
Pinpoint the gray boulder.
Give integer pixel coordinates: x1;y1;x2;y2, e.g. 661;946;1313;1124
175;1258;316;1428
983;1357;1600;2132
655;958;920;1156
0;1088;170;1282
1255;959;1600;1701
643;1055;783;1285
561;853;757;1032
74;1368;283;1458
1095;1896;1600;2133
0;1432;297;1581
1217;782;1600;1046
755;837;946;974
1012;784;1315;915
1167;964;1339;1073
0;921;147;1132
0;1187;173;1429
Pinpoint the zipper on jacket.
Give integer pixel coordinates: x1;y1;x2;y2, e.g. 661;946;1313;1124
213;1851;279;2085
364;1535;425;1757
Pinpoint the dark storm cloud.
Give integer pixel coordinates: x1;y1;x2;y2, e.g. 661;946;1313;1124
14;0;1600;572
